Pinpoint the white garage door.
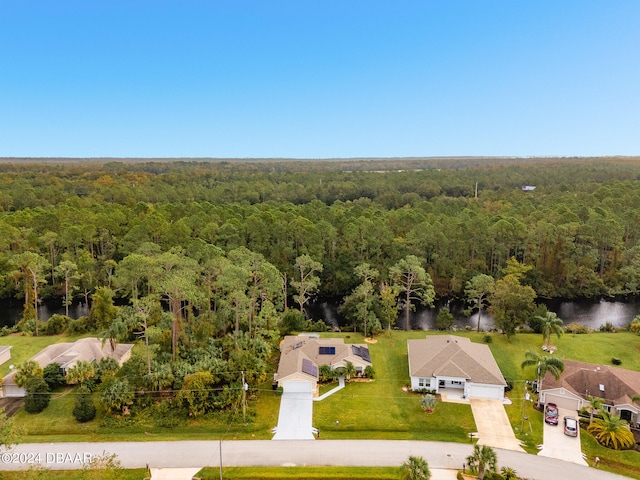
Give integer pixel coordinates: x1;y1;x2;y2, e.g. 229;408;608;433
544;393;580;410
469;383;503;400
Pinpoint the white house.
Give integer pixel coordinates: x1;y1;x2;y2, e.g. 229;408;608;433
408;335;507;401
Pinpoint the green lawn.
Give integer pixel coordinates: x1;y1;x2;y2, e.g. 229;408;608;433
197;466;401;479
7;329;640;478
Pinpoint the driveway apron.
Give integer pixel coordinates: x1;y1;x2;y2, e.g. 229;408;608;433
272;381;315;440
469;398;524;452
538;407;587;465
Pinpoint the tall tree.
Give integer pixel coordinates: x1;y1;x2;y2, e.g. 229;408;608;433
378;281;400;333
150;250;201;362
489;274;536;338
11;252;50;336
464;274;495;332
55;259;79;317
291;254;323;318
390;255;435;331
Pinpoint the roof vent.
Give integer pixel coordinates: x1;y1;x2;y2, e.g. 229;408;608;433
599;384;605;392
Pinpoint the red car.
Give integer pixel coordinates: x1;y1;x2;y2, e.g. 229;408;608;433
545;403;559;425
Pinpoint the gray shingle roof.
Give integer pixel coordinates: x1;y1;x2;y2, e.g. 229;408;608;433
408;335;506;386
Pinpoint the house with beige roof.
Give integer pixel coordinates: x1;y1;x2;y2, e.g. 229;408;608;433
274;335;372;396
408;335;507;401
539;359;640;428
1;337;133;398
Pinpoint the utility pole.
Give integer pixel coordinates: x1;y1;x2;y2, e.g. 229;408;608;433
242;371;248;424
219;439;223;480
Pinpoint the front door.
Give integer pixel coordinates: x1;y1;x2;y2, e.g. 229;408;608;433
620;409;632;422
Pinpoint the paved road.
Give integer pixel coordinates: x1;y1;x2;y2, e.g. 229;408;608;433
0;440;631;479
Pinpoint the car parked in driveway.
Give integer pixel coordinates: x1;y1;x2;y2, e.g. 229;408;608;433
545;403;559;425
564;416;578;437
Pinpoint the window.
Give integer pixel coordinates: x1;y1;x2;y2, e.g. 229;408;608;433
418;378;430;388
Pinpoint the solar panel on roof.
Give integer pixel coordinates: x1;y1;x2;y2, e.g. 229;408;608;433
302;358;318;378
352;346;371;363
319;346;336;355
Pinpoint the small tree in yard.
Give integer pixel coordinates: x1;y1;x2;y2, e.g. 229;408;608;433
466;444;497;480
344;361;356;380
435;307;454;330
364;365;375;379
587;411;635;450
402;455;431;480
24;377;51;413
420;394;437;413
100;378;133;415
14;360;43;388
73;386;97;422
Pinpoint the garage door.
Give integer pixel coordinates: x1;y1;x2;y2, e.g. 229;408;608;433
544;393;580;410
469;384;503;400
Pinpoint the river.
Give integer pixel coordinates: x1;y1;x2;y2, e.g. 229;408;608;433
308;296;640;331
1;296;639;332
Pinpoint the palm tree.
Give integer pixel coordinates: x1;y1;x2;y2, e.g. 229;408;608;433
520;351;565;393
586;395;604;425
500;466;519;480
420;394;437;413
466;444;497;480
587;411;635;449
402;455;431;480
537;311;564;348
343;361;356;380
65;360;96;386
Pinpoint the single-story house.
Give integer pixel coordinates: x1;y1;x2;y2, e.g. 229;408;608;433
274;335;372;396
539;360;640;427
408;335;507;401
1;338;134;398
0;346;11;366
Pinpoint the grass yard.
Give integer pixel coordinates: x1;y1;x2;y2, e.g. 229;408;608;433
0;468;148;479
314;331;476;441
197;466;401;479
6;329;640;478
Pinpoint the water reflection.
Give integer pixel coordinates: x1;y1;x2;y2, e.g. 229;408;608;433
309;297;640;331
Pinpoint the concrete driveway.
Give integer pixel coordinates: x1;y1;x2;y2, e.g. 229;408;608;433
271;381;316;440
538;407;587;466
469;398;524;452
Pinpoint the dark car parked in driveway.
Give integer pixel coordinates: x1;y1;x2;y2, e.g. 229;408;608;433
545;403;559;425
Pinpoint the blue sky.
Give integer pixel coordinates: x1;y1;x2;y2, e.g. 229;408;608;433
1;1;638;158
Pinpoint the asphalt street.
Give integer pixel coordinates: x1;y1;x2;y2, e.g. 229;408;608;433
0;440;631;479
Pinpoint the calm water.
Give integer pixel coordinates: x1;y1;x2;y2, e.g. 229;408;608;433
308;297;640;331
2;296;639;332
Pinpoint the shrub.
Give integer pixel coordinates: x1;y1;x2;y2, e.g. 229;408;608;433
73;386;97;422
483;334;493;343
611;357;622;365
504;377;514;392
628;317;640;334
275;386;284;396
364;365;375;379
43;363;65;390
436;307;454;330
24;377;51;413
599;321;616;332
280;310;306;334
565;322;590;334
65;316;93;334
42;314;71;335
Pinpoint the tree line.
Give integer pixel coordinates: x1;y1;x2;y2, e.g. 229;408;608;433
3;157;640;420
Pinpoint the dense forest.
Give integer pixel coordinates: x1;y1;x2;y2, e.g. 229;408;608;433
3;156;640;419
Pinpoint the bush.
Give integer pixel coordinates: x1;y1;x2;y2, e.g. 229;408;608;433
483;334;493;343
65;316;93;334
73;386;97;422
280;310;306;334
24;377;51;413
599;321;616;333
275;386;284;396
504;377;514;392
364;365;375;379
611;357;622;365
42;314;71;335
436;307;454;330
43;363;65;390
628;317;640;334
565;322;590;334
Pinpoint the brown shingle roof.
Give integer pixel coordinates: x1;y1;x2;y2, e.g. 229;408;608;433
276;336;371;383
408;335;506;386
542;360;640;406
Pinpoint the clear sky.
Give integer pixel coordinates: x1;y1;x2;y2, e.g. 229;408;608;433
1;1;639;158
